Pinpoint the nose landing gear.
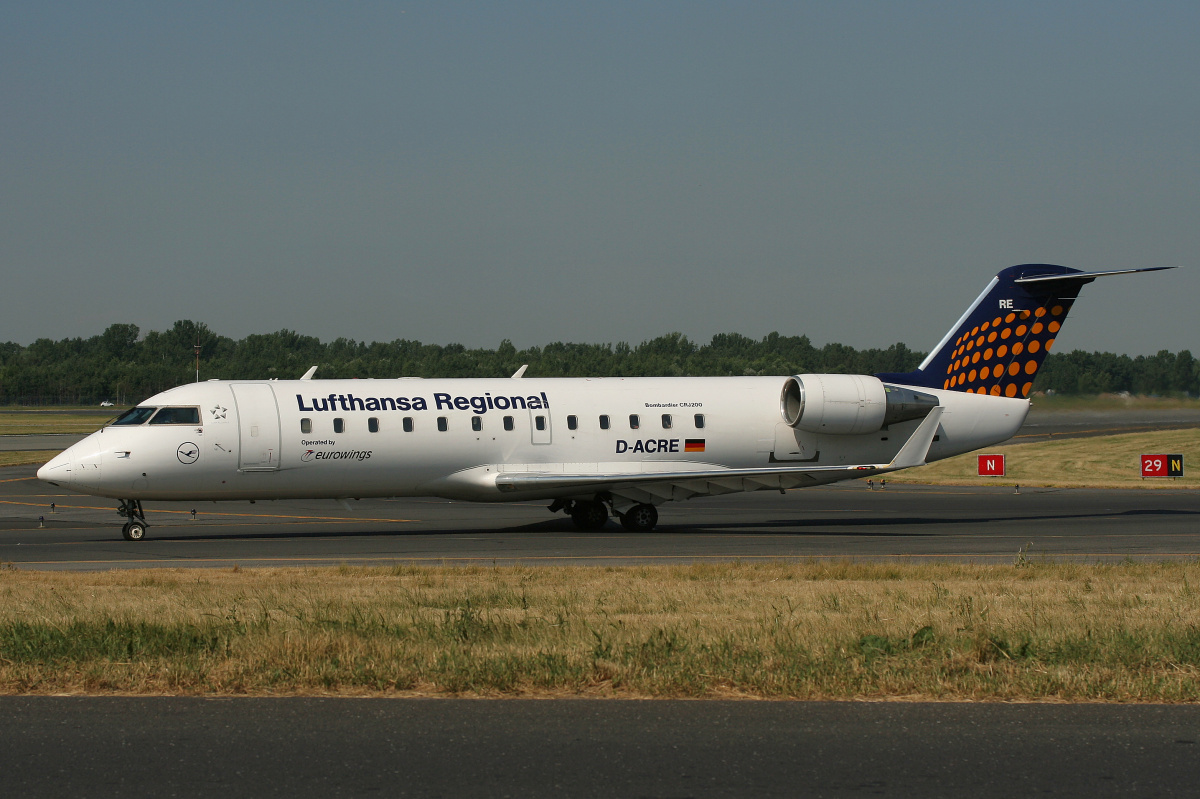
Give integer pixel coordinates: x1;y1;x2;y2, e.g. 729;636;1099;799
118;500;149;541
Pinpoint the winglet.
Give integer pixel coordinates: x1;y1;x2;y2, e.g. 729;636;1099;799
885;407;944;470
300;366;318;380
511;365;528;379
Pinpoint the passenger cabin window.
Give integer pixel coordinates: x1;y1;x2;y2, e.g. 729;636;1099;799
599;415;610;430
403;417;414;433
149;406;201;425
333;418;345;434
437;417;448;432
368;417;379;433
694;414;705;429
661;414;672;429
567;415;578;430
301;418;312;434
629;414;640;429
112;407;157;426
471;416;483;432
535;415;546;431
503;416;515;431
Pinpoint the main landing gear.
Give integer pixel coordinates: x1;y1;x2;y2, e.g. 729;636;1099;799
619;503;658;532
118;499;149;541
550;499;660;532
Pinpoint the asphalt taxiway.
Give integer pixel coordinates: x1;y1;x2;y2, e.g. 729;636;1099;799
4;698;1199;798
2;463;1197;569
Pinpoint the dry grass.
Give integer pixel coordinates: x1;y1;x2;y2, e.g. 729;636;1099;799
0;411;112;436
0;451;60;468
889;427;1200;488
1029;394;1200;412
2;562;1200;700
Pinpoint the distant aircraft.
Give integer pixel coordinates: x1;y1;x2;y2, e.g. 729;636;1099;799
39;264;1171;540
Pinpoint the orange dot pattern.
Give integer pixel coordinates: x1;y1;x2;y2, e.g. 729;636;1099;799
942;301;1072;397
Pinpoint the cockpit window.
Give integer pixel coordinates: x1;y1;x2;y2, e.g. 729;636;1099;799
148;406;201;425
111;407;157;426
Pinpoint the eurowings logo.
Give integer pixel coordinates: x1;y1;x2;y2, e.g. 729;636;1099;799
301;449;372;462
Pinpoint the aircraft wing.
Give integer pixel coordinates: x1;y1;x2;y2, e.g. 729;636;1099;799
495;408;943;500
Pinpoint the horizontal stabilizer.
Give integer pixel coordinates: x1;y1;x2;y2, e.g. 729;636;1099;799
1013;266;1176;284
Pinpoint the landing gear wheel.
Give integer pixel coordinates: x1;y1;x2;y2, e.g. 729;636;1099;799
619;504;659;532
569;500;609;531
122;521;147;541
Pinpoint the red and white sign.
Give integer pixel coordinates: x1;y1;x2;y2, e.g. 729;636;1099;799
978;454;1006;476
1141;454;1184;478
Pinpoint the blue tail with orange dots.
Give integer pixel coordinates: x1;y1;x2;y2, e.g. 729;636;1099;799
876;264;1175;398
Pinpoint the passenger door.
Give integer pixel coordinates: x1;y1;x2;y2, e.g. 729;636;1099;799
231;383;282;470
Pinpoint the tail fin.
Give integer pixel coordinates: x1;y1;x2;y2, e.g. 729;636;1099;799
876;264;1174;398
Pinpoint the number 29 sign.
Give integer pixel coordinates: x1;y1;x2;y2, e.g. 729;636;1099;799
1141;454;1184;478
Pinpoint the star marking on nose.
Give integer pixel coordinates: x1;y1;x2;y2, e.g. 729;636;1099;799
210;406;227;419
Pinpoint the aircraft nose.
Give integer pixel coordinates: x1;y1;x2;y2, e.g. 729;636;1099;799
37;449;73;486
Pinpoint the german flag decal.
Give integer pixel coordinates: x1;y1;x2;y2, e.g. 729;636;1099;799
685;439;706;453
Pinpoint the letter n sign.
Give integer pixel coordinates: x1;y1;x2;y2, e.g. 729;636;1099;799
978;454;1006;476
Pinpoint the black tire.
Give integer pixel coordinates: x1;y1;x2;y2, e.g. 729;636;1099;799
569;500;609;531
122;521;147;541
619;504;659;532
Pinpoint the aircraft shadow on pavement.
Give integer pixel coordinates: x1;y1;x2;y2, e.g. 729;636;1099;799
121;507;1200;543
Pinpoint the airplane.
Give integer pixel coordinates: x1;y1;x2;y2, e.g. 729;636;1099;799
38;264;1172;541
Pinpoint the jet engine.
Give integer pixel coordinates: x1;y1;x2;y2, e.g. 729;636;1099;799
780;374;938;435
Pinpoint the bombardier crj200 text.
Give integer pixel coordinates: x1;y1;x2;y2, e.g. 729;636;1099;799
39;265;1172;540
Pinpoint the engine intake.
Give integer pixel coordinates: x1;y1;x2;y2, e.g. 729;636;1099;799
781;375;938;435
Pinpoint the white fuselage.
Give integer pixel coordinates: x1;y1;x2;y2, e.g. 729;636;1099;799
38;376;1028;503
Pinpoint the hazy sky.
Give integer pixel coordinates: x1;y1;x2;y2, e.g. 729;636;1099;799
2;2;1196;359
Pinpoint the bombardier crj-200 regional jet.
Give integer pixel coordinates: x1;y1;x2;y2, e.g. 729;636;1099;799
39;264;1172;540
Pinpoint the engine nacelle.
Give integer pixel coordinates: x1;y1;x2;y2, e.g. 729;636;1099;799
780;375;938;435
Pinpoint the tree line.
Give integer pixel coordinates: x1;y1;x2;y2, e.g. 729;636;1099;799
0;321;1195;405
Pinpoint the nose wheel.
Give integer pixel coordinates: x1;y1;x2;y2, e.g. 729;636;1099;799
117;500;149;541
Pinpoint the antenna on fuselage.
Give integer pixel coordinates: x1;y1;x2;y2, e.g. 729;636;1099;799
194;337;201;383
511;365;528;379
301;366;318;380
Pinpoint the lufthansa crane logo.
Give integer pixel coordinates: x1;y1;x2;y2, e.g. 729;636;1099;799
177;442;200;465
